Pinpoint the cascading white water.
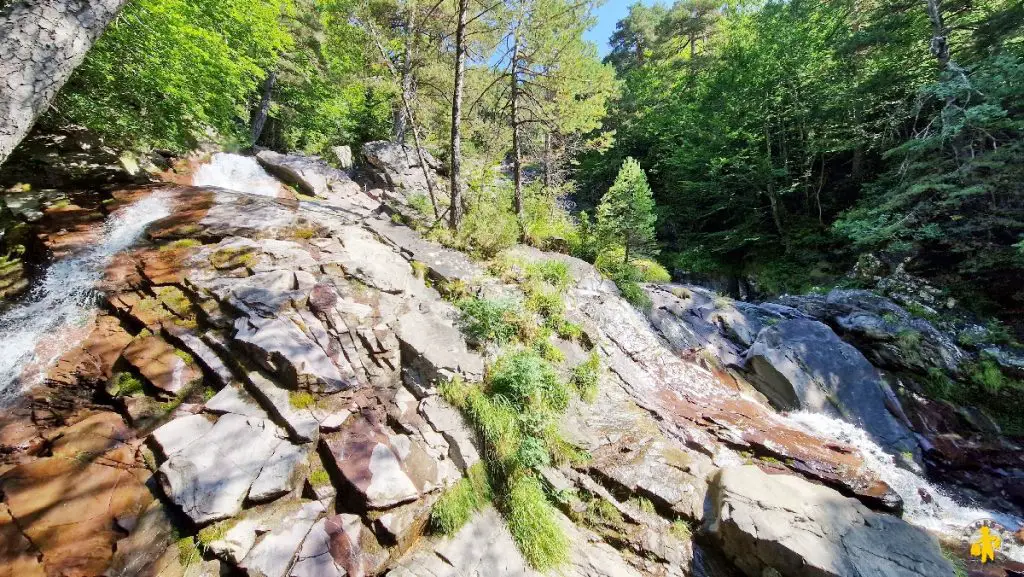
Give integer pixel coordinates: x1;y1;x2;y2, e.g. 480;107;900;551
789;411;1024;562
192;152;281;196
0;193;171;405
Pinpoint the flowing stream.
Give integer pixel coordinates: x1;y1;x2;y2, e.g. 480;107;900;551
789;411;1024;562
192;152;281;196
0;193;171;405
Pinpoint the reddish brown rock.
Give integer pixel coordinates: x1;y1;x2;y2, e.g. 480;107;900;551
145;188;215;241
0;502;44;577
138;247;195;286
122;334;202;395
37;204;105;258
321;413;420;510
44;314;133;388
0;413;152;577
325;514;388;577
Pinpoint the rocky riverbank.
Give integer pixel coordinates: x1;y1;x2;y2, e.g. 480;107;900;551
0;144;1020;577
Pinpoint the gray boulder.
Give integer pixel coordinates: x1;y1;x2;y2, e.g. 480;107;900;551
157;414;285;525
360;141;448;208
780;289;964;375
331;145;353;169
744;318;918;456
708;465;956;577
256;150;358;198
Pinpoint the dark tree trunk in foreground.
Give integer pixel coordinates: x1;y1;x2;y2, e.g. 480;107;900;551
0;0;130;166
449;0;469;229
394;0;417;143
510;31;525;233
251;70;277;145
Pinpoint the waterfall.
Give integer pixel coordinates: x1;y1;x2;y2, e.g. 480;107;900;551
788;411;1024;562
192;152;281;196
0;193;171;405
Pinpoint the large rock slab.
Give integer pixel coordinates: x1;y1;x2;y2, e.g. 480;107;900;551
397;306;484;385
234;315;351;393
320;413;421;509
158;413;284;525
360;142;447;208
743;318;919;456
0;415;153;577
244;370;320;443
240;500;326;577
122;333;203;395
256;150;358;198
779;289;965;375
708;465;956;577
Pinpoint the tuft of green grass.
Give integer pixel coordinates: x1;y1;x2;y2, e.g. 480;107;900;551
670;519;692;540
489;349;569;415
210;245;258;270
570;352;601;403
160;239;202;252
628;496;656;515
524;260;572;291
430;462;492;534
111;372;145;397
554;320;583;342
411;260;429;280
457;297;522;345
176;534;201;567
532;334;565;363
940;545;968;577
504;474;569;570
618;280;652;311
292;226;317;240
289;391;315;409
308;467;331;487
197;522;229;550
174;349;194;365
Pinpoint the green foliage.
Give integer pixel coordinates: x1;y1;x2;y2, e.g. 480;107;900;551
110;372;145;397
523;260;572;291
308;467;331;487
503;474;569;571
431;462;492;535
289;391;315;409
49;0;292;150
160;239;202;252
670;519;692;540
457;297;523;345
595;158;657;264
489;349;569;415
173;349;194;365
570;352;600;403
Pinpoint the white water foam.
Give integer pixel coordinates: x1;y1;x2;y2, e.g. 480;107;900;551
0;193;171;405
788;411;1024;562
192;152;281;196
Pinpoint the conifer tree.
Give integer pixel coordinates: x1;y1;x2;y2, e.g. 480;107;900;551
596;157;657;264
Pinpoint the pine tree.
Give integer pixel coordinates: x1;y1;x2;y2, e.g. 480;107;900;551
596;158;657;264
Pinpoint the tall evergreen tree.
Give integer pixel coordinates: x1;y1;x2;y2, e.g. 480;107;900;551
596;157;657;264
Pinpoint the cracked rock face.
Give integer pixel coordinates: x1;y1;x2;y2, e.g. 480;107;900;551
708;465;956;577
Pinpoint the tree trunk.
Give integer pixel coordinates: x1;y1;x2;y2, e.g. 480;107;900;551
0;0;130;166
511;31;525;235
251;70;277;145
449;0;469;230
925;0;949;68
543;132;552;190
394;0;417;143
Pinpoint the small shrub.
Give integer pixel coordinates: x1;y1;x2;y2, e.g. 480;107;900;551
177;535;201;567
408;193;433;217
570;352;600;403
882;312;899;324
969;359;1007;395
533;336;565;363
197;522;230;550
588;497;624;526
618;280;652;310
111;372;145;397
631;258;671;283
555;320;583;342
524;260;571;290
489;349;569;414
985;319;1016;346
438;279;469;301
503;474;569;570
292;226;317;240
457;297;521;345
628;496;656;515
411;260;429;280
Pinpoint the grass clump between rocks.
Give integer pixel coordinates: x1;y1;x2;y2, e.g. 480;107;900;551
430;462;492;535
289;391;316;409
110;372;145;397
438;346;590;569
160;239;202;252
570;351;601;403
